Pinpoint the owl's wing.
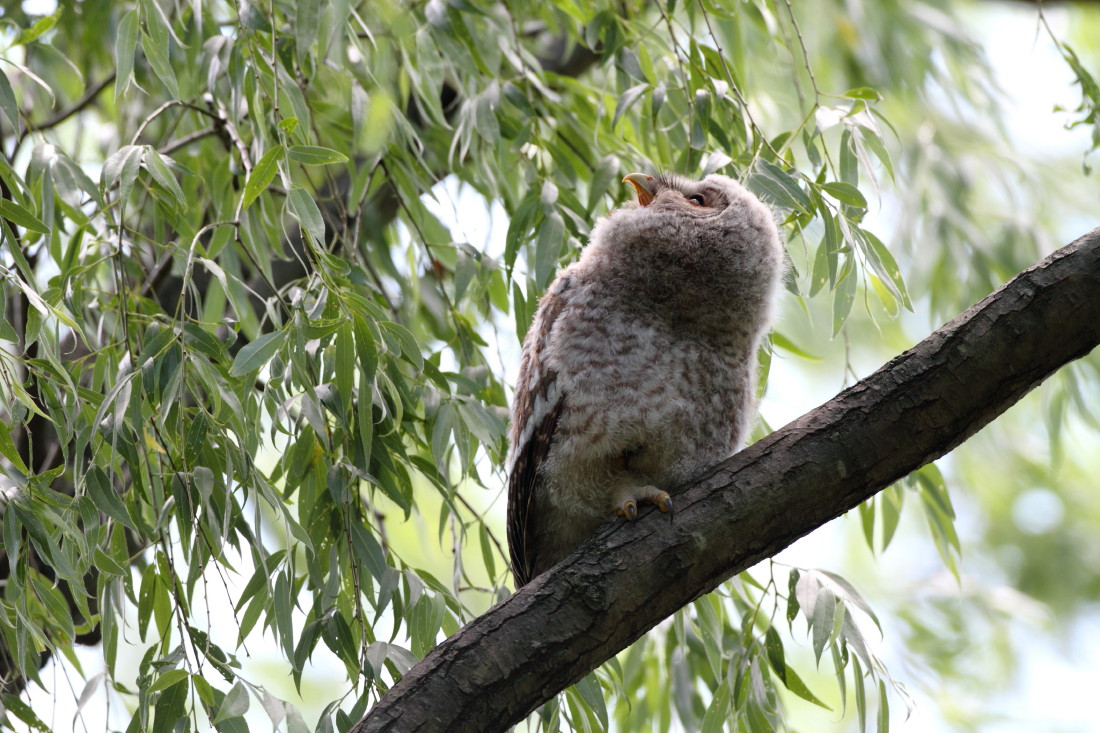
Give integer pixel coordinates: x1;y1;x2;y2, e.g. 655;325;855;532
507;275;573;587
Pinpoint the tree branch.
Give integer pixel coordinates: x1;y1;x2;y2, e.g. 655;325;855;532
16;73;116;147
353;226;1100;731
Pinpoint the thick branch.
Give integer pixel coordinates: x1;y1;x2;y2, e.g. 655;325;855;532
354;227;1100;731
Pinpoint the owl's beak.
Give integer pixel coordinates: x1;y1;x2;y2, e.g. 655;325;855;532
623;173;656;207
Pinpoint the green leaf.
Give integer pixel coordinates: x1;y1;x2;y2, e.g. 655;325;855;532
114;10;139;100
534;210;564;288
817;569;882;632
843;87;882;101
152;678;188;733
700;683;731;733
241;146;284;210
0;196;49;235
140;29;179;98
782;663;832;710
230;330;285;377
296;0;320;66
212;681;250;723
102;145;144;205
748;160;813;214
1;693;51;732
478;523;496;579
770;331;820;360
840;129;858;185
832;261;857;336
0;421;30;474
877;679;890;733
857;229;911;310
0;69;19;131
144;148;186;207
19;7;62;45
288;145;349;165
811;587;835;663
612;82;648;129
149;668;189;693
85;467;138;532
572;671;609;730
821;181;867;208
287;186;326;242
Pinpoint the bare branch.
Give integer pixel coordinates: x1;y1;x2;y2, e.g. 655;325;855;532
16;73;116;147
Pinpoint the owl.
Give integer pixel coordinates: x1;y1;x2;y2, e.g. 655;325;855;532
507;172;784;587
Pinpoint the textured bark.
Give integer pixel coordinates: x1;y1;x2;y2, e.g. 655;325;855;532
353;227;1100;732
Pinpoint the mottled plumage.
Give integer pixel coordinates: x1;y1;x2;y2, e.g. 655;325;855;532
507;172;784;587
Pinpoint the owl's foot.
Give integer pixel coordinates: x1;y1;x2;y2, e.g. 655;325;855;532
615;487;673;521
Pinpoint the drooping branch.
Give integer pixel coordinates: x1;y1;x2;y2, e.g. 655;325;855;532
353;227;1100;731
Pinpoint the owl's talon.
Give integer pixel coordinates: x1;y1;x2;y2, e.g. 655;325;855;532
617;500;638;521
654;491;672;514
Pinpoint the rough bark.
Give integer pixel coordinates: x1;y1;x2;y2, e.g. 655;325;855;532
353;226;1100;732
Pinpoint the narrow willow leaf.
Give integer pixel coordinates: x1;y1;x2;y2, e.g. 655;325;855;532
839;128;859;186
786;568;801;627
587;154;620;213
212;681;250;723
811;587;835;663
748;160;813;214
0;69;18;131
241;146;284;210
230;331;285;377
296;0;320;66
30;574;74;641
504;194;538;272
102;144;143;205
572;672;609;730
19;7;61;44
881;486;903;550
287;186;325;242
85;467;138;532
822;181;867;208
113;10;140;99
152;678;188;733
478;523;496;579
854;656;867;733
857;229;911;310
149;668;189;693
1;694;51;732
819;570;882;632
770;331;820;360
700;683;731;733
140;30;179;98
144;149;185;207
860;500;876;553
764;626;785;677
612;83;648;129
0;421;30;473
877;679;890;733
534;210;564;287
274;571;295;658
782;663;832;710
843;87;882;101
831;262;857;336
288;145;349;165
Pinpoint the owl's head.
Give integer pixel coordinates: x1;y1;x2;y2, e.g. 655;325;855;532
589;171;782;280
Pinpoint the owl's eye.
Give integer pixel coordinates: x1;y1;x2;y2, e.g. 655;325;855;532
686;194;706;206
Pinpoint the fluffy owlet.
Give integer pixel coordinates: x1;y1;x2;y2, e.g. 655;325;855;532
507;172;784;587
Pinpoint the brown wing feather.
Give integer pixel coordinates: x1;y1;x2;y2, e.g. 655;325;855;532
507;274;574;587
507;389;562;586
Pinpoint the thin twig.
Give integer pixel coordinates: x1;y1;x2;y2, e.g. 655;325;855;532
16;73;116;148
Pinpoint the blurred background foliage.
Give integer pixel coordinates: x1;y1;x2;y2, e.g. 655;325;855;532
0;0;1097;731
